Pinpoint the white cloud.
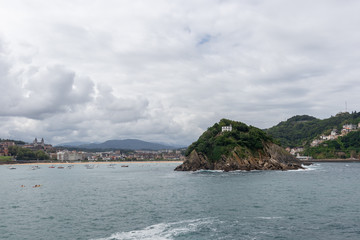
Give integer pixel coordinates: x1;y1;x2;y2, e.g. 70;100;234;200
1;0;360;145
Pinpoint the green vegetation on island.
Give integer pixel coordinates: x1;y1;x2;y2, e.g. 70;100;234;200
176;119;302;171
185;119;273;162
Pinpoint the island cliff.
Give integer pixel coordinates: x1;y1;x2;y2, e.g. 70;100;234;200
175;119;303;171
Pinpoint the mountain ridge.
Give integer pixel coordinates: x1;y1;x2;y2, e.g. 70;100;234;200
59;139;181;150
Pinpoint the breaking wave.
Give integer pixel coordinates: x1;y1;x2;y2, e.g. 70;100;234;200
91;218;216;240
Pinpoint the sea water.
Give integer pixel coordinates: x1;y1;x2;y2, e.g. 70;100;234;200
1;162;360;240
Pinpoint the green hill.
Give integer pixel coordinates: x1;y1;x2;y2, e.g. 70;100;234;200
266;112;360;148
185;119;273;162
175;119;302;171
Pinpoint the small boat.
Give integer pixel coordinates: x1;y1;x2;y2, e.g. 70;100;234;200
57;166;64;169
48;165;55;168
85;164;94;169
121;165;129;168
108;163;116;168
8;166;16;170
31;166;40;170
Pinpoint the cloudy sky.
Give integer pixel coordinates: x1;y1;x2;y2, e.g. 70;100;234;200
1;0;360;145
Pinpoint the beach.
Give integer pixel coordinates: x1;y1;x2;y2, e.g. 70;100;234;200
2;160;183;166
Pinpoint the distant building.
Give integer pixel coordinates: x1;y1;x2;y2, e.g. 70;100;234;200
311;139;323;147
57;150;84;161
222;125;232;132
33;138;44;147
331;129;338;136
343;124;357;131
24;138;53;150
320;135;328;140
290;147;304;155
341;124;357;135
295;153;312;161
0;141;16;156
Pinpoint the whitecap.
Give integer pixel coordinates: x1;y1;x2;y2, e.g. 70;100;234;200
302;163;322;171
255;216;284;220
91;218;215;240
192;169;224;174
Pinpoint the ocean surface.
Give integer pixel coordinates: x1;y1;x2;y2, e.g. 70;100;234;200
1;162;360;240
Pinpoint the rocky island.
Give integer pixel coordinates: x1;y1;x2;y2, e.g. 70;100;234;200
175;119;303;171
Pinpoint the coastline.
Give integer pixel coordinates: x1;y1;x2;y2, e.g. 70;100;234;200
0;160;183;166
302;158;360;163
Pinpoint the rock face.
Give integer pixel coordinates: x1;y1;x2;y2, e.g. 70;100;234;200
175;119;303;172
175;143;303;171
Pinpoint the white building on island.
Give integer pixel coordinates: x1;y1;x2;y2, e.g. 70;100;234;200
222;125;232;132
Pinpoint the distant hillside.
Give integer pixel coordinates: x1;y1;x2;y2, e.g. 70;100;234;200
303;131;360;159
77;139;179;150
0;138;26;145
56;141;92;147
266;112;360;147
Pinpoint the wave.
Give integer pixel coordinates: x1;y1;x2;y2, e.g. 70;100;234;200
255;216;284;220
91;218;215;240
192;169;224;174
302;163;322;171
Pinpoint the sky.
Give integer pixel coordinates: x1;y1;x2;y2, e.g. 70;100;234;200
1;0;360;146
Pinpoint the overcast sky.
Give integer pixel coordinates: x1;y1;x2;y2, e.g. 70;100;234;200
1;0;360;145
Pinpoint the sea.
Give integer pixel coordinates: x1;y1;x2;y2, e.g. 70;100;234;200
1;162;360;240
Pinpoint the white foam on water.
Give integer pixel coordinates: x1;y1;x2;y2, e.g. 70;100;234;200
255;216;284;220
91;218;215;240
285;163;322;172
193;169;224;173
302;163;322;171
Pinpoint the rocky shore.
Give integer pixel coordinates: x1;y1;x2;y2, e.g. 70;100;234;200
175;143;303;172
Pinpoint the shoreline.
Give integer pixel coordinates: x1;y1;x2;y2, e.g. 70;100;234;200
0;160;183;166
302;159;360;163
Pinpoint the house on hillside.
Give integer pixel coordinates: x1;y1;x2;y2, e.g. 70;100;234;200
311;139;324;147
343;124;357;131
331;129;338;136
342;124;357;135
222;125;232;132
